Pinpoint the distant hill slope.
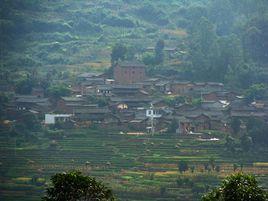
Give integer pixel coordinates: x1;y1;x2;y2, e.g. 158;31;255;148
1;0;268;88
1;0;188;71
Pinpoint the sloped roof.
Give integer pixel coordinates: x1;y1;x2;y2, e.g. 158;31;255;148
74;108;109;114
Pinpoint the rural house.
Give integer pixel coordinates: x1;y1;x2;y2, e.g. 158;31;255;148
113;61;146;84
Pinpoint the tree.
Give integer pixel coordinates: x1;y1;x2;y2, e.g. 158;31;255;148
225;135;236;153
209;157;215;171
142;52;155;66
178;160;188;173
244;84;267;103
47;84;70;98
154;39;164;65
167;118;179;134
15;78;35;94
202;173;267;201
246;117;268;146
111;43;127;66
0;93;9;119
42;171;115;201
240;134;252;152
230;117;241;135
209;0;235;35
188;17;220;81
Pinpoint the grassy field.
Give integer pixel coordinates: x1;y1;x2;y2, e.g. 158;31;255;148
1;128;268;201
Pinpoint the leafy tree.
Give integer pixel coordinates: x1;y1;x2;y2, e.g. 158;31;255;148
42;171;115;201
111;43;127;66
142;52;155;66
243;16;268;64
167;118;179;134
209;157;215;171
233;163;238;172
209;0;235;35
230;117;241;135
15;78;35;94
188;17;219;81
87;95;109;107
225;135;236;153
244;84;267;103
47;84;70;98
13;112;41;133
178;160;188;173
240;135;252;152
0;93;9;119
218;34;243;83
163;96;185;107
215;166;220;173
246;117;268;146
155;39;164;65
202;173;267;201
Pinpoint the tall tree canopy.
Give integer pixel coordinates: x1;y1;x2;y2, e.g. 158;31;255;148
202;173;267;201
111;43;127;66
42;171;115;201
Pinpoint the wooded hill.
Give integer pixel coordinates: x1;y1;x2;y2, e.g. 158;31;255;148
1;0;268;89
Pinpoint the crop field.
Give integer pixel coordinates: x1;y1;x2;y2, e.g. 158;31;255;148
1;129;268;201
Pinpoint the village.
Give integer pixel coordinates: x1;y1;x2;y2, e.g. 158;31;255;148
5;60;268;137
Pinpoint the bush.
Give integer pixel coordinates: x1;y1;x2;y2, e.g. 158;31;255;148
202;173;267;201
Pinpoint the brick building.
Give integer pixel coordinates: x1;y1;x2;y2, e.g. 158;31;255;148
113;61;146;84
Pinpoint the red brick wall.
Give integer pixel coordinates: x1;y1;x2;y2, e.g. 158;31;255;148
114;66;145;84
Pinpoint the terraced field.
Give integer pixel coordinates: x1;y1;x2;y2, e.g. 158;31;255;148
1;129;268;201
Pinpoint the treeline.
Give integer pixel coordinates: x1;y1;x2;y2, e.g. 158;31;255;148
181;0;268;88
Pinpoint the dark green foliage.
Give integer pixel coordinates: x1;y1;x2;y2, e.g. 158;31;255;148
243;16;268;64
0;93;9;119
17;112;41;131
209;0;235;35
47;84;70;98
240;135;252;152
42;171;115;201
103;16;135;28
178;160;189;173
87;95;109;107
134;4;169;26
176;176;193;187
244;84;267;103
154;39;164;65
111;43;127;66
191;98;202;107
142;52;156;66
167;118;179;134
246;117;268;146
202;173;267;201
188;17;219;81
163;96;186;107
230;117;241;135
225;135;236;153
209;157;215;171
15;78;34;95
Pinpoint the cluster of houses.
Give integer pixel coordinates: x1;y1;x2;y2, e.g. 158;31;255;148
5;61;268;134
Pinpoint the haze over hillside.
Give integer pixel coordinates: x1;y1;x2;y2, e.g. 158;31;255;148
1;0;268;87
0;1;268;201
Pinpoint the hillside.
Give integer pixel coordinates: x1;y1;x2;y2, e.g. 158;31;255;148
1;0;187;72
1;1;268;201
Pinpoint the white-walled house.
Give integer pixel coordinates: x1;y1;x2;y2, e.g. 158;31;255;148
45;114;73;124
